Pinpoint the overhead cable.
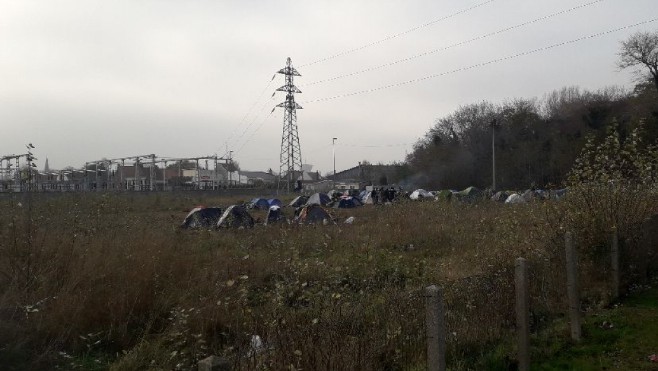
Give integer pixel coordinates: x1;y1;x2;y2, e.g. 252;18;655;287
298;0;496;68
301;18;658;105
219;75;276;157
302;0;605;87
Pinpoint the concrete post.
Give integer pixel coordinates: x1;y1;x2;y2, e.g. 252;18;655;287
515;257;530;371
425;285;446;371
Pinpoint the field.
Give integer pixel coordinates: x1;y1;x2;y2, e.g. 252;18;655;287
0;191;655;370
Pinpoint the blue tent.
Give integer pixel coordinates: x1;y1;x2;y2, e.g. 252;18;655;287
268;198;283;208
249;198;270;210
333;197;363;209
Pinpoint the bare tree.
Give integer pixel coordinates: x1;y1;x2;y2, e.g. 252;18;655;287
618;31;658;92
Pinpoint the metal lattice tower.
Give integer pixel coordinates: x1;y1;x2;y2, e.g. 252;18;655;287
275;57;303;192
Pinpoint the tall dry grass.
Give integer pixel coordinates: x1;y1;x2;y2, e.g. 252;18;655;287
0;191;654;370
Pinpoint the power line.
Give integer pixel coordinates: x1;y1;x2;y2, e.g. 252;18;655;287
338;142;413;148
230;93;275;152
234;111;275;155
219;74;276;156
302;0;605;87
302;18;658;105
298;0;497;68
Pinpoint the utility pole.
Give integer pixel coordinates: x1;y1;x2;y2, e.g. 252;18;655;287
228;151;233;189
333;137;337;189
491;118;497;191
275;57;303;194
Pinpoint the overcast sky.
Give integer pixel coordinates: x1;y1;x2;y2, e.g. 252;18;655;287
1;0;656;174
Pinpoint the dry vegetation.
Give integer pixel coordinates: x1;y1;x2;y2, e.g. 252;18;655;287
0;189;656;370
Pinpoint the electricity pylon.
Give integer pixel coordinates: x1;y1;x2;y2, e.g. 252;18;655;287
275;57;303;193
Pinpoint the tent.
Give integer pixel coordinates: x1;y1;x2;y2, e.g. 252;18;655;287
327;189;342;199
249;198;270;210
332;196;363;209
491;191;509;203
552;188;567;200
306;192;331;206
295;204;332;224
435;190;453;202
521;189;534;202
361;191;374;204
505;193;525;204
455;186;482;202
267;198;283;208
181;207;223;229
265;206;286;225
409;189;434;200
217;205;255;228
289;195;308;208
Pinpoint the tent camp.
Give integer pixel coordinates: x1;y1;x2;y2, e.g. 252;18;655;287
267;198;283;208
249;198;270;210
332;197;363;209
409;189;434;200
306;192;331;206
181;207;223;229
265;206;286;225
294;204;333;224
289;195;308;208
217;205;255;228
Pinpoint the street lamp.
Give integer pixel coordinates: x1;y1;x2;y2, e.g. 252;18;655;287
332;137;337;189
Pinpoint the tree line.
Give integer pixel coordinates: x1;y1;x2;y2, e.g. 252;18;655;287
405;31;658;191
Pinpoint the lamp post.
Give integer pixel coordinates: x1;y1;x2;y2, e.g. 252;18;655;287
332;137;337;189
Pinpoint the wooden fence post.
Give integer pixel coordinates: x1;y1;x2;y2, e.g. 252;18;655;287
565;232;582;342
425;285;446;371
515;257;530;371
611;227;620;301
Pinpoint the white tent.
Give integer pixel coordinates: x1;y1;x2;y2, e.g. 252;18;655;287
410;189;434;200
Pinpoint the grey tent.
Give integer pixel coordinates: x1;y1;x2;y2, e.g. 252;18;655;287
306;192;331;206
217;205;255;229
289;195;308;208
295;204;332;224
181;207;223;229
